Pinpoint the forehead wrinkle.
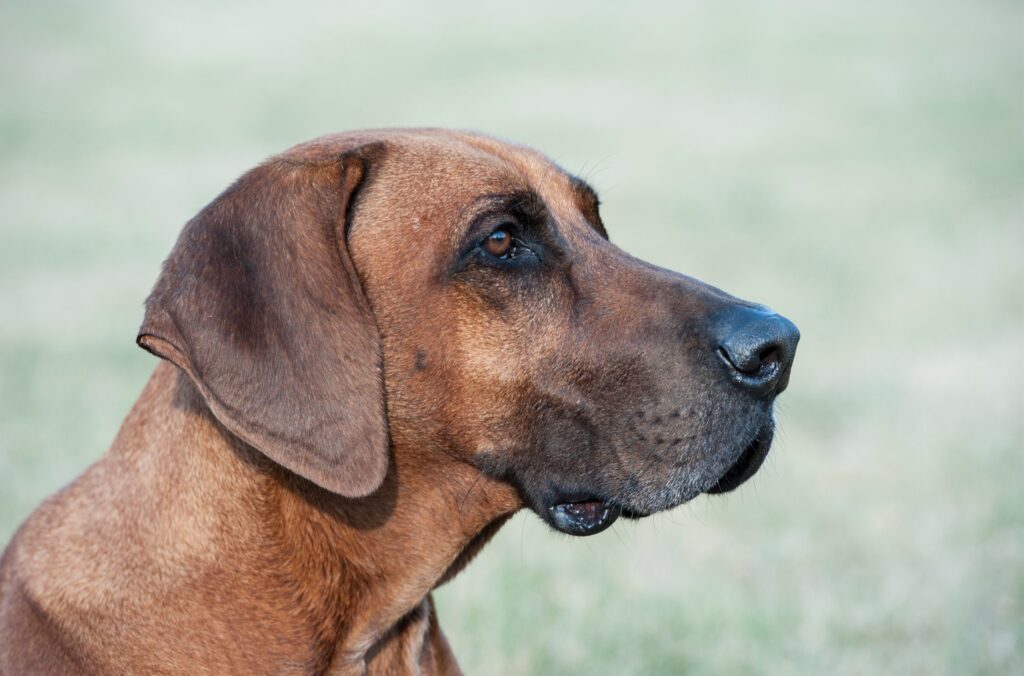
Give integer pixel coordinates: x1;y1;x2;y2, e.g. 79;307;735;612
447;132;567;188
456;187;539;223
356;139;524;225
488;150;602;241
461;148;583;233
434;131;586;205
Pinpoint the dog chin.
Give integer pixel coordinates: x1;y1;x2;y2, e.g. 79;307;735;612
704;420;775;494
534;420;776;536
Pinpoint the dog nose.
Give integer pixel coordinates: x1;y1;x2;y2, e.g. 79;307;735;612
715;306;800;397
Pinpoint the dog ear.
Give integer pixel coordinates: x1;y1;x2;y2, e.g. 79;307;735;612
137;145;389;497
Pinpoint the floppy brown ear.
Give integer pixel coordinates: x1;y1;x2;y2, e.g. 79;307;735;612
137;145;388;497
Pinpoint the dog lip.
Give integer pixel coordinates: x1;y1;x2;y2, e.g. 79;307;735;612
547;498;621;536
705;424;774;494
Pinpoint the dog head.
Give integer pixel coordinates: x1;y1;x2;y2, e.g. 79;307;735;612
139;129;799;535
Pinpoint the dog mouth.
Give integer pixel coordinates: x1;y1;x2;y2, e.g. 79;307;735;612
547;497;622;536
535;422;776;535
548;419;770;532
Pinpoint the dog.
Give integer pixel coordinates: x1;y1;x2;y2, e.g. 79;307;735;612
0;129;799;674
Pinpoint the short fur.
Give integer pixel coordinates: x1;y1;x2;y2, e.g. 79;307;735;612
0;129;796;674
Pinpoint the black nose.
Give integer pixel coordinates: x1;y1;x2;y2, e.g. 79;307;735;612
715;306;800;397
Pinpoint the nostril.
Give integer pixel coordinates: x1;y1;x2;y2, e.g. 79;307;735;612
719;344;779;378
718;344;762;375
758;346;781;369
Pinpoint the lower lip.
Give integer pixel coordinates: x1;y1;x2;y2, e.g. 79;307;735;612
706;430;771;494
548;500;621;536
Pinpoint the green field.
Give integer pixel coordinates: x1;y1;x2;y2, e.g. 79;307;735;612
1;1;1021;673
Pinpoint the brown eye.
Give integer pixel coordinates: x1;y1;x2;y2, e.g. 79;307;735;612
483;228;514;258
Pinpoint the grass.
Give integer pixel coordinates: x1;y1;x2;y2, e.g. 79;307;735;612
1;1;1022;673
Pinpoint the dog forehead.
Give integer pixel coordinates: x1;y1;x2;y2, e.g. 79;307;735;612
280;129;583;230
437;131;585;220
353;132;581;247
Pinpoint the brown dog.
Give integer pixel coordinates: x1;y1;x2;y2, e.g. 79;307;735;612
0;129;798;674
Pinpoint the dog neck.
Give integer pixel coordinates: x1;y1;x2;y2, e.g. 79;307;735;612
155;363;521;671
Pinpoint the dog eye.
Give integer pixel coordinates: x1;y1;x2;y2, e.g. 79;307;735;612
482;227;516;259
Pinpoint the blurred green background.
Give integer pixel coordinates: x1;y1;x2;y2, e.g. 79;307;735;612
1;1;1021;673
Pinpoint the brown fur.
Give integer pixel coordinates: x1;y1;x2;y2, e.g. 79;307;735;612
0;129;797;674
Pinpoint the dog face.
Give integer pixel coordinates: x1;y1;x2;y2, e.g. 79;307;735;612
140;129;798;537
344;130;799;535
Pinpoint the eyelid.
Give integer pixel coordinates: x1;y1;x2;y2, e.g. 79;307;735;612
458;212;519;255
483;215;520;233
